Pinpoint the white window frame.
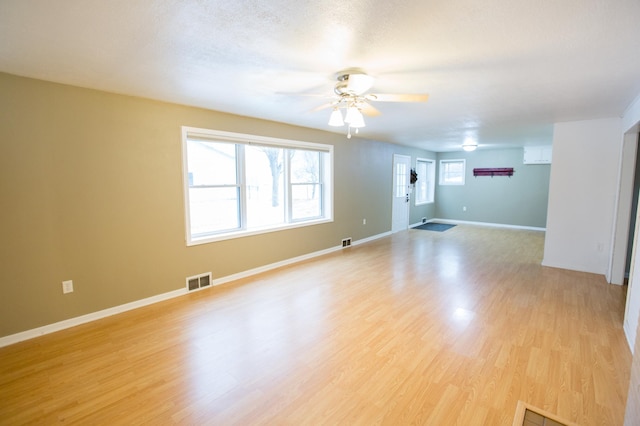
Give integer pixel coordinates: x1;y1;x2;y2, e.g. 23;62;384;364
439;159;466;186
415;157;435;205
182;127;334;245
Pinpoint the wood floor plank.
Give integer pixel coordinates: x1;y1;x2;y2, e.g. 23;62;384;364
0;226;633;425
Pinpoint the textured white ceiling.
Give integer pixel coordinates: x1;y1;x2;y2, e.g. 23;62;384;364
1;0;640;151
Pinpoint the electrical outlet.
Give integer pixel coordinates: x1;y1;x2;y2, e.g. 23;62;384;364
363;218;366;225
62;280;74;294
463;206;467;212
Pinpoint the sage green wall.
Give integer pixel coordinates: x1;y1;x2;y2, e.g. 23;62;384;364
435;149;550;228
0;72;434;337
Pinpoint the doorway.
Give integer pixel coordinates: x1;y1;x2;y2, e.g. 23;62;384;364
611;129;640;349
624;131;640;350
610;133;639;285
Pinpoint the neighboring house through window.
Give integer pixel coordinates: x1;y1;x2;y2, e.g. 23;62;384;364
182;127;333;245
439;159;466;185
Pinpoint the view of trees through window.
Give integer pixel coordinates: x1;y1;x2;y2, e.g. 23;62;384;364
184;131;331;244
291;149;321;220
245;145;284;228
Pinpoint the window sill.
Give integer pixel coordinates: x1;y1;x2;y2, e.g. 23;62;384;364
187;217;334;246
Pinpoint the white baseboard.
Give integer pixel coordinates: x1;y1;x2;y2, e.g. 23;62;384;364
0;288;188;348
425;218;546;232
0;231;391;348
353;231;392;245
540;259;604;276
624;319;636;355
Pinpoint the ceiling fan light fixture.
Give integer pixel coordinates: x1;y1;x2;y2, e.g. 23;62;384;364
345;104;366;127
344;105;360;123
348;111;366;128
328;108;344;126
322;68;429;138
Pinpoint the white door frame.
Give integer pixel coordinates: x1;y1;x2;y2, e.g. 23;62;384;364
625;198;640;352
608;133;638;284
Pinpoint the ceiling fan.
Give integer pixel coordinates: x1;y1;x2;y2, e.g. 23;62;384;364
315;68;429;138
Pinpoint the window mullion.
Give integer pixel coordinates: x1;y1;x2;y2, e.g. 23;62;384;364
319;154;324;214
285;149;292;223
237;144;247;230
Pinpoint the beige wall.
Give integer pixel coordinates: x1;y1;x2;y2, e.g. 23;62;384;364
0;72;434;337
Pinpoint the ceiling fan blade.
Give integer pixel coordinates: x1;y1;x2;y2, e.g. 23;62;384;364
360;102;381;117
311;102;336;112
368;93;429;102
276;92;331;98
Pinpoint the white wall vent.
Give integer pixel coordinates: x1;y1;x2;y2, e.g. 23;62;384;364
342;237;352;247
186;272;212;292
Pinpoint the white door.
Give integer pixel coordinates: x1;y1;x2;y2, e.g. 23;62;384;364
392;154;411;233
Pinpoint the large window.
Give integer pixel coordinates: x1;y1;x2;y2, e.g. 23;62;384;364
183;127;333;245
415;158;435;205
439;159;466;185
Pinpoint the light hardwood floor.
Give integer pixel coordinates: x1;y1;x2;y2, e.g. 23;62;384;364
0;226;632;425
